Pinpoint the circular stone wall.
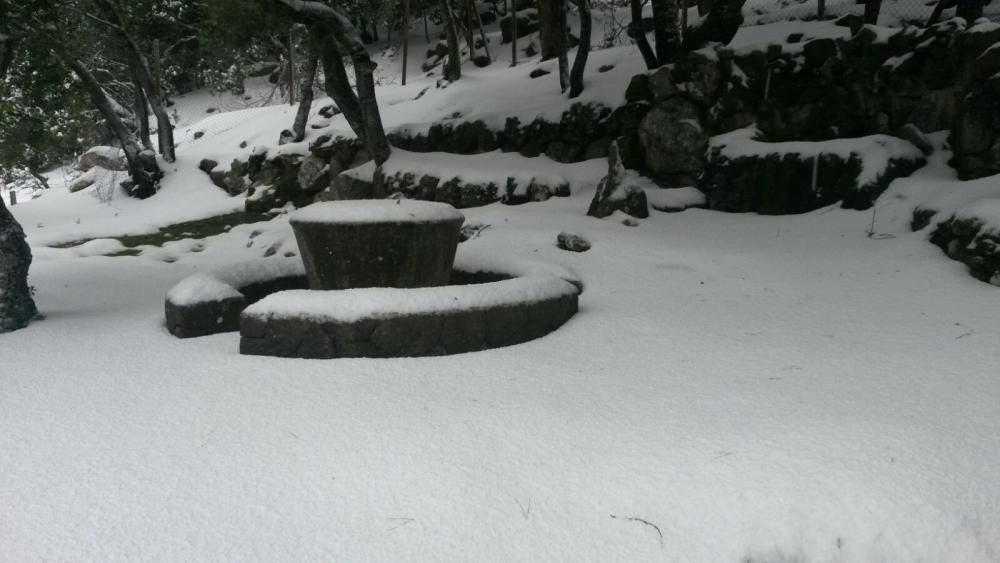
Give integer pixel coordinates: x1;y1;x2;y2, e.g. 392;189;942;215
290;200;465;290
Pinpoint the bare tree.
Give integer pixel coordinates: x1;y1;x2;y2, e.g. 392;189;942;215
629;0;659;69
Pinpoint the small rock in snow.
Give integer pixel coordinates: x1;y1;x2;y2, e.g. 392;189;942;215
557;232;591;252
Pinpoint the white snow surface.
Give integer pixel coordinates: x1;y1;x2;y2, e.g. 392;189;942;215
245;273;577;323
166;257;306;306
290;199;465;226
4;17;1000;563
713;127;925;186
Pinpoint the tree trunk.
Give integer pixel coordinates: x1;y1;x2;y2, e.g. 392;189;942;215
132;71;153;150
863;0;883;24
274;0;391;165
651;0;680;64
681;0;746;52
538;0;564;61
28;169;51;190
63;55;162;198
292;54;318;142
510;0;519;65
629;0;659;69
402;0;410;85
558;0;570;90
0;196;37;333
92;0;176;162
441;0;463;80
568;0;591;98
474;0;492;62
312;29;367;141
956;0;984;22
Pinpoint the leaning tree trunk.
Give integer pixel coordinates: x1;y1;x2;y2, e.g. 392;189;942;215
273;0;391;165
629;0;659;69
441;0;463;80
292;54;319;142
568;0;591;98
539;0;565;61
311;29;367;141
0;196;38;333
93;0;176;162
63;55;162;198
651;0;680;64
131;71;153;150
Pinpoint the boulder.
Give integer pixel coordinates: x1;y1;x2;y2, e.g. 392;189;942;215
297;155;331;194
500;10;539;43
929;215;1000;286
587;142;649;219
556;232;591;252
76;146;127;172
637;97;709;184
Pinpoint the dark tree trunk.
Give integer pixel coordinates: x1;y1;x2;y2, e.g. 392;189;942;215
292;54;318;142
273;0;391;165
63;55;162;198
132;71;153;151
441;0;463;80
539;0;565;61
651;0;680;64
91;0;176;162
28;169;50;190
863;0;883;24
568;0;591;98
558;0;570;90
474;0;492;61
0;196;38;333
956;0;984;21
312;29;367;141
681;0;746;52
629;0;659;69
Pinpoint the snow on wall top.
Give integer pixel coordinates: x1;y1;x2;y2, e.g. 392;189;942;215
166;257;306;306
289;200;465;225
243;274;579;323
711;128;924;186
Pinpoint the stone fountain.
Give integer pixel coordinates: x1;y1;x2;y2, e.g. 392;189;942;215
165;200;582;358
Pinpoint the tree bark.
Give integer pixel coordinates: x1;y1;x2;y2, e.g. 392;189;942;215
651;0;680;64
474;0;492;62
863;0;883;24
132;70;153;151
558;0;570;91
272;0;391;165
441;0;463;80
956;0;984;22
402;0;410;85
292;54;318;142
0;195;37;333
62;55;162;198
568;0;591;98
538;0;565;61
510;0;518;66
629;0;659;69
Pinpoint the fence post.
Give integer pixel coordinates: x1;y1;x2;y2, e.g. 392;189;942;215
9;190;16;206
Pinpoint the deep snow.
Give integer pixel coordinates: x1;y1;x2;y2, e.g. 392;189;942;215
3;13;1000;563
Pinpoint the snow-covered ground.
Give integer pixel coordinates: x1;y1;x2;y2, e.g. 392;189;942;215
3;14;1000;563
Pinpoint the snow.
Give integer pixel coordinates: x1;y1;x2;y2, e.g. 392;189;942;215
712;127;924;186
245;271;578;323
645;186;708;211
4;14;1000;563
290;200;465;225
345;148;608;196
166;257;306;306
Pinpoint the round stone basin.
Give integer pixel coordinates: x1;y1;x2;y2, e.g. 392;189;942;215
289;200;465;290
